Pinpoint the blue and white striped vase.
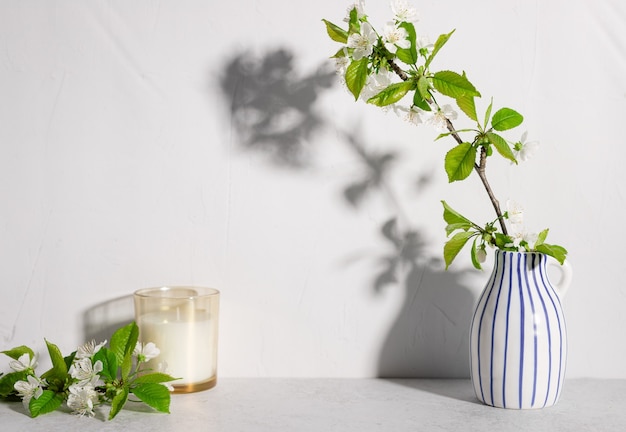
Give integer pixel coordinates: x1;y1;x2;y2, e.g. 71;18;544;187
469;250;573;409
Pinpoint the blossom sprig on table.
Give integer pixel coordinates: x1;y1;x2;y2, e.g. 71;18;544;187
0;322;178;420
323;0;567;268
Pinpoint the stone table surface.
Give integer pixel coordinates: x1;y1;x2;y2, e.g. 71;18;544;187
1;378;624;431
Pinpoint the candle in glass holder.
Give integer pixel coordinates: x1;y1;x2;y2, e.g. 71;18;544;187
133;286;220;393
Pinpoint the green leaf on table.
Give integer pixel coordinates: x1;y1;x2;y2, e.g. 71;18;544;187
396;22;418;65
367;81;415;106
432;70;481;99
322;19;348;44
345;57;369;101
133;372;179;386
93;347;118;381
108;386;129;420
486;132;517;163
29;390;64;418
445;142;476;182
131;383;171;414
1;346;35;361
490;107;523;131
0;370;28;397
110;322;139;379
425;30;455;69
40;340;68;387
444;231;475;269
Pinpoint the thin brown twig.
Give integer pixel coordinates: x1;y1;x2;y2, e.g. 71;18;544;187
387;58;508;235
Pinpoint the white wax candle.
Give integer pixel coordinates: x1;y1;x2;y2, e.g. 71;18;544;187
138;308;215;385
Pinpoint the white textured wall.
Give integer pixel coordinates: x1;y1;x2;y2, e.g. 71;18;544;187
1;0;624;378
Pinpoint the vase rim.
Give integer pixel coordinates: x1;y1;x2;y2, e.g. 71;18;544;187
494;249;546;255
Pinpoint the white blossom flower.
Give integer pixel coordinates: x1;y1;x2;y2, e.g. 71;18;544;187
14;375;44;410
67;383;99;417
347;22;378;60
506;200;524;228
424;104;457;132
134;342;161;363
416;35;434;55
390;0;419;23
157;361;175;392
75;339;107;360
334;48;350;76
513;131;539;162
344;0;366;22
505;230;538;252
360;69;393;102
393;105;424;125
9;353;37;372
69;358;103;386
382;22;410;54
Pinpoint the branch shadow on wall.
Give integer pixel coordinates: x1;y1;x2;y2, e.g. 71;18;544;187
218;48;479;379
220;48;335;168
340;130;478;378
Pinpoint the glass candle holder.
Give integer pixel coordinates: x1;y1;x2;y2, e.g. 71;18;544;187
133;286;220;393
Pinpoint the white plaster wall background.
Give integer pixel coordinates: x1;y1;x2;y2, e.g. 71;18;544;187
0;0;624;378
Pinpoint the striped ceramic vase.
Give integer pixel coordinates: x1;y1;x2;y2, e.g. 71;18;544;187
469;250;572;409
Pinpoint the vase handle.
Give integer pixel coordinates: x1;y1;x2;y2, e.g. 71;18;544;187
548;258;573;299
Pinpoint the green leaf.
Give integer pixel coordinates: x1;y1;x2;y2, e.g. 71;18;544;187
29;390;64;418
535;228;549;247
322;19;348;44
93;347;118;381
131;383;171;414
483;98;494;130
330;47;348;58
491;107;523;131
348;7;360;34
110;322;139;379
441;200;473;226
413;91;431;111
63;352;76;372
133;372;179;385
470;237;482;270
367;81;415;106
345;58;369;101
486;132;517;163
416;76;432;104
432;70;481;99
40;340;68;387
435;129;475;141
444;231;475;269
535;243;568;265
396;22;418;65
425;30;455;69
493;233;513;249
456;94;477;121
441;200;476;236
0;370;28;397
109;387;129;420
445;142;477;182
1;346;35;361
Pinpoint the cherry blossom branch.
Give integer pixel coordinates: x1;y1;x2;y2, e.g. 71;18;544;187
388;58;509;235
